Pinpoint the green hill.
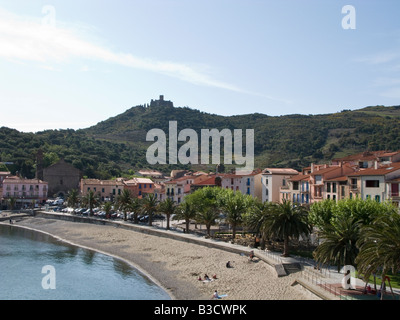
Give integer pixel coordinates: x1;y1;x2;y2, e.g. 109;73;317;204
1;100;400;179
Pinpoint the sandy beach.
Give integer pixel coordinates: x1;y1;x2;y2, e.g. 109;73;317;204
4;216;319;300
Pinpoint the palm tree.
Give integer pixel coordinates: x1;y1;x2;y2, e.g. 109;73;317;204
175;201;197;234
142;193;158;226
129;197;141;224
66;189;80;208
102;201;113;219
158;198;176;230
7;197;16;211
313;214;360;272
356;213;400;298
81;190;98;216
117;189;132;221
244;200;276;249
196;208;219;237
263;200;311;257
222;191;248;240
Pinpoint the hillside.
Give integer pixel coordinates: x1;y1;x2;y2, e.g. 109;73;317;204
1;99;400;179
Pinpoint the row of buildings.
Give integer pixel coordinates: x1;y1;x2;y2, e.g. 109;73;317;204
2;150;400;209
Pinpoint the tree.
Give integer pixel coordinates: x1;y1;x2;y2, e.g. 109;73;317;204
356;213;400;298
158;197;176;230
175;201;197;233
263;200;311;257
102;201;113;219
221;190;250;240
309;199;335;229
185;187;222;237
244;200;276;249
66;189;80;208
81;190;98;216
142;193;158;226
129;197;141;224
117;189;132;221
313;215;360;272
7;197;16;211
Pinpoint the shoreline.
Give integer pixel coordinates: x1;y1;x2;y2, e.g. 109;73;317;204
2;216;319;300
0;220;175;300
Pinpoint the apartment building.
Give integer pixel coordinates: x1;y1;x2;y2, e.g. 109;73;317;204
255;168;299;203
1;176;48;208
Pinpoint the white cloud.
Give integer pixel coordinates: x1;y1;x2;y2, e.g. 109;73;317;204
356;51;399;65
0;7;247;93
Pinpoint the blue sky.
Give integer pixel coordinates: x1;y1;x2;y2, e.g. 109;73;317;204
1;0;400;132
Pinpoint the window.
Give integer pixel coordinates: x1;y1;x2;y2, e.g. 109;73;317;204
332;183;336;193
375;195;380;202
366;180;379;188
247;187;250;195
102;188;105;193
231;178;234;185
315;175;322;184
265;178;268;185
293;181;299;190
327;183;331;193
282;179;286;187
266;188;269;196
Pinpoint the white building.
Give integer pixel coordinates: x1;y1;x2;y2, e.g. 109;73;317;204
255;168;299;203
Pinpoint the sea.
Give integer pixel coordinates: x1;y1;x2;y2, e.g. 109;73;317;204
0;224;171;300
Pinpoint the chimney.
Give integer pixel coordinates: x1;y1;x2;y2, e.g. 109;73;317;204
374;160;378;170
311;163;315;173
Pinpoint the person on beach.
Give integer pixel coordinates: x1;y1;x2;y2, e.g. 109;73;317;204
249;250;254;261
204;274;210;281
212;290;219;299
226;261;232;268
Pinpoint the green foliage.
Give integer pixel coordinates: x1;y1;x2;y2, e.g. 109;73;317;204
356;213;400;279
2;104;400;178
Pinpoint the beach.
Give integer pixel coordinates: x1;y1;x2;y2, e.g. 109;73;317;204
4;216;319;300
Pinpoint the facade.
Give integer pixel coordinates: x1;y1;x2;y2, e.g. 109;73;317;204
124;178;155;198
1;176;48;208
347;163;400;202
386;177;400;207
218;173;256;196
43;159;82;198
80;179;125;201
255;168;299;203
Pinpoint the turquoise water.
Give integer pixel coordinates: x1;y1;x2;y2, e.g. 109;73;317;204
0;224;170;300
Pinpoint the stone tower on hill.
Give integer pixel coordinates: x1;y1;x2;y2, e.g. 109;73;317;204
150;95;174;108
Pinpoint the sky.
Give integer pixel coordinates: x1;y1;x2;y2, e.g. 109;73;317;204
1;0;400;132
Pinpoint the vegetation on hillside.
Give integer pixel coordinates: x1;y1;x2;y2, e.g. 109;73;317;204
1;103;400;179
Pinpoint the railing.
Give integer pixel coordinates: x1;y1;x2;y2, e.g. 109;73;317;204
263;250;283;264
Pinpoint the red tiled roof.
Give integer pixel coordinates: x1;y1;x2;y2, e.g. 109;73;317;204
348;163;400;176
290;174;310;181
192;177;217;186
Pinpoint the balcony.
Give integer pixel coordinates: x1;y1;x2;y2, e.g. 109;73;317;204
350;184;359;191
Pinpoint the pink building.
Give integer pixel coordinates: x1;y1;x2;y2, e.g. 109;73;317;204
1;176;48;208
